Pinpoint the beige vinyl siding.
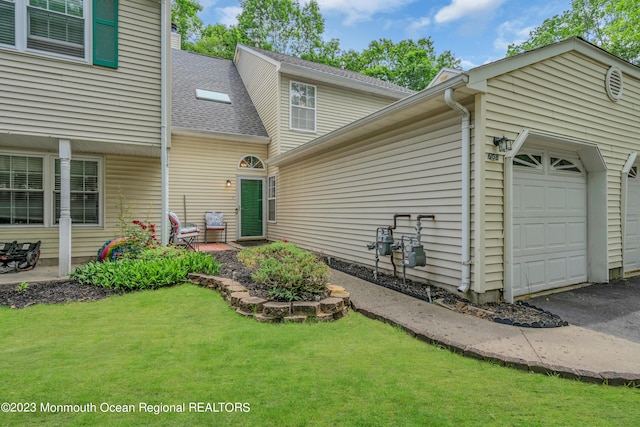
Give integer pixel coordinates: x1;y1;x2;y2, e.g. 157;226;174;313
169;135;268;241
269;112;466;289
0;154;161;262
279;75;400;153
234;50;279;159
482;51;640;289
0;0;161;147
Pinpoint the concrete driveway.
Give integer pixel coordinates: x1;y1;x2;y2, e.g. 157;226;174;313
527;277;640;344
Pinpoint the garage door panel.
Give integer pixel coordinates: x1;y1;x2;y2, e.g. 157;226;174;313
547;257;568;284
514;166;587;297
522;223;545;250
568;222;587;246
513;223;521;251
514;259;547;292
568;255;587;279
547;186;568;209
522;184;545;211
547;223;566;248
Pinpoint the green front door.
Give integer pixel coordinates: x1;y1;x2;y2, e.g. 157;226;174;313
239;178;264;239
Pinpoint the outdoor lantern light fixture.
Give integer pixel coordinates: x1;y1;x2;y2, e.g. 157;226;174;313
226;179;231;187
493;135;514;152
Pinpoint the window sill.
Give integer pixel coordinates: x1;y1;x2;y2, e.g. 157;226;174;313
289;128;317;134
0;45;91;67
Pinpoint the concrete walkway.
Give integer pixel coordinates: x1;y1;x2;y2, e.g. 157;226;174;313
331;269;640;385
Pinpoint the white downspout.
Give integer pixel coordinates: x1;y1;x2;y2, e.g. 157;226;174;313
444;88;471;293
160;0;169;244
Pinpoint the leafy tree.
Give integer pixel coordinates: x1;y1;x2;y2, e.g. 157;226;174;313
171;0;204;50
342;38;461;91
507;0;640;64
237;0;324;56
189;23;243;60
300;38;343;67
169;0;461;90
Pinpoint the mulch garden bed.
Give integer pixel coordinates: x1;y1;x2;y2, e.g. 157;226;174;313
0;249;568;328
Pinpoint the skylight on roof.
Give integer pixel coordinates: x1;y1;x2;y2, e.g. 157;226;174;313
195;89;231;104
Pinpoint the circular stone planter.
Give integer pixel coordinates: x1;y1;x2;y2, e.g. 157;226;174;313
189;273;350;323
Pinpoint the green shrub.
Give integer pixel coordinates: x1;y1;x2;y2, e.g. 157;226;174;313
72;248;219;290
238;242;329;299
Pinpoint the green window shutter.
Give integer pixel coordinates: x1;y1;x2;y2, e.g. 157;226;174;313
93;0;118;68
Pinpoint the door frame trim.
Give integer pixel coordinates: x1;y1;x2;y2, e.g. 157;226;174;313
237;176;266;241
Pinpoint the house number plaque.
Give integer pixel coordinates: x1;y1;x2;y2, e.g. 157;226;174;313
487;153;500;161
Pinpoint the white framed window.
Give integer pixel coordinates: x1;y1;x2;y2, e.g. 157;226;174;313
0;0;118;67
54;158;100;224
0;151;102;227
267;175;276;222
0;154;44;225
290;81;316;132
27;0;85;58
549;156;584;175
238;155;265;170
513;153;543;170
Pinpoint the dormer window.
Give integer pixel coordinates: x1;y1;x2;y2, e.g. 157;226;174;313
290;81;316;132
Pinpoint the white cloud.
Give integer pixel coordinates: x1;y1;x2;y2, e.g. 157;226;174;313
199;0;218;10
316;0;414;25
216;6;242;27
458;59;477;70
407;16;431;36
493;20;534;54
434;0;506;24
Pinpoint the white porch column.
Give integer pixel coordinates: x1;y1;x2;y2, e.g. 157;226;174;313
58;139;72;277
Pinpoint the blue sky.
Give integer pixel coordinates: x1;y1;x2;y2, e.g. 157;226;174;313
197;0;572;69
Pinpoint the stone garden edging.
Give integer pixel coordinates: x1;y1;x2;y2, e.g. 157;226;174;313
189;273;350;323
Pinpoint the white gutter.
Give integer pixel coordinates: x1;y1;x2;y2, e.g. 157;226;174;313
444;88;471;293
160;0;169;244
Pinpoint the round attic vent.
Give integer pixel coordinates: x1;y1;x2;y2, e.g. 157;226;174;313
605;66;623;101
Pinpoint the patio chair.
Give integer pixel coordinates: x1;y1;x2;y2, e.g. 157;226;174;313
204;211;227;243
168;211;200;251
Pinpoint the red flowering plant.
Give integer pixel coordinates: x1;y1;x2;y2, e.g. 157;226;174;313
113;193;166;259
121;219;160;257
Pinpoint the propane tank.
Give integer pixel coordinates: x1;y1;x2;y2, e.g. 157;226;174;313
378;231;395;256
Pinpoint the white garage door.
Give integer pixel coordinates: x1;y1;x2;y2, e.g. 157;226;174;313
512;153;588;297
624;167;640;273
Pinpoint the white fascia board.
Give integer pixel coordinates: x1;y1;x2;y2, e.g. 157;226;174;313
235;44;282;71
468;37;640;90
280;63;412;99
172;127;270;144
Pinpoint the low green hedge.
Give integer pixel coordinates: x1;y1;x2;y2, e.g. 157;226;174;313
71;247;219;290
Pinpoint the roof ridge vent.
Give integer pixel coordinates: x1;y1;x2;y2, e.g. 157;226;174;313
605;66;623;101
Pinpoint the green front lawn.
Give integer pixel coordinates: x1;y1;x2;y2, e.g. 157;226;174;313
0;284;637;426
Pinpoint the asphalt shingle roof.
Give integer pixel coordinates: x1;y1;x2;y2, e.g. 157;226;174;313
172;49;269;138
241;44;415;96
